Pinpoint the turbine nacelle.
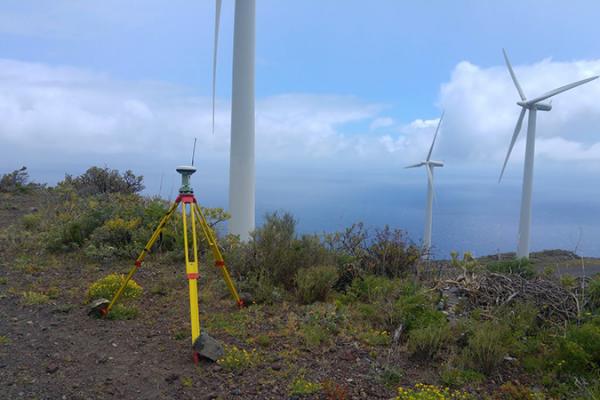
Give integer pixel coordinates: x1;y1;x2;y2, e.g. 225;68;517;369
516;101;552;111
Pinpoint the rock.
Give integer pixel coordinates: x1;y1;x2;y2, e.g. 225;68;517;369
46;364;59;374
239;292;253;306
87;298;109;318
193;332;224;362
271;363;282;371
165;374;179;384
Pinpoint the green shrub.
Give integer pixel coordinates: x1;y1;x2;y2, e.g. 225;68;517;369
242;212;335;289
60;166;144;196
359;328;391;346
553;320;600;376
86;273;143;302
365;225;420;277
300;322;332;348
379;365;404;389
296;265;338;304
217;345;260;371
588;275;600;311
408;321;451;360
462;321;511;374
289;377;321;396
439;367;484;388
107;304;139;320
343;275;403;304
21;291;50;305
22;213;41;230
0;167;36;193
396;384;474;400
486;258;535;278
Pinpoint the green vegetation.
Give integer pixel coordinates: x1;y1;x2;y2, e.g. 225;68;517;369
86;273;143;302
21;290;50;305
289;377;322;396
217;345;260;371
296;264;338;304
2;165;600;398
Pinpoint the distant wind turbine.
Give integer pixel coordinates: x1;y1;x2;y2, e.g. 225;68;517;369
499;49;598;258
406;112;445;254
212;0;256;241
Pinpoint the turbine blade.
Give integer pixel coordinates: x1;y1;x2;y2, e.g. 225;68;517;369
526;75;599;105
499;107;526;182
405;163;424;169
503;49;527;101
426;111;444;161
211;0;222;134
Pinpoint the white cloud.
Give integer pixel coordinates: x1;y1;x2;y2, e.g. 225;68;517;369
1;56;600;175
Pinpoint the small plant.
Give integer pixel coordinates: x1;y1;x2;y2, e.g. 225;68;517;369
296;265;338;304
486;258;535;278
322;380;348;400
300;322;331;348
289;377;322;396
254;333;271;347
588;275;600;311
396;383;474;400
180;376;193;387
408;321;451;360
379;365;404;389
86;273;143;302
106;304;139;320
22;290;50;305
0;335;10;345
494;382;545;400
217;345;260;371
0;277;7;285
462;321;510;374
439;367;484;389
359;328;391;346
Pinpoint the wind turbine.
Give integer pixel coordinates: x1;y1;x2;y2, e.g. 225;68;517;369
406;112;445;254
212;0;256;241
499;49;598;258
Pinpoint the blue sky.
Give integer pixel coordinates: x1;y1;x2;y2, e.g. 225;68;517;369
1;1;600;256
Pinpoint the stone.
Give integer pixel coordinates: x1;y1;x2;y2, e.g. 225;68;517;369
193;332;224;362
87;298;110;318
46;364;59;374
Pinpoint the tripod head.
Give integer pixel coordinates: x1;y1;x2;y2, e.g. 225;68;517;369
176;165;197;194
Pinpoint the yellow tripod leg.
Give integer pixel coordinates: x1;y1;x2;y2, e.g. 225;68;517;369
193;203;244;307
103;200;179;316
182;201;201;347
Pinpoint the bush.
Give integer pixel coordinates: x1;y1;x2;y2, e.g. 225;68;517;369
553;319;600;376
396;383;474;400
296;265;338;304
107;304;139;320
289;377;322;396
366;226;420;277
60;166;144;196
217;345;260;371
0;167;34;193
408;321;451;360
86;273;143;302
343;275;403;304
588;275;600;311
486;258;535;278
462;321;511;374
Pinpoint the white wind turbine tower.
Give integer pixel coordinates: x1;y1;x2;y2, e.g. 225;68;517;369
499;49;598;258
212;0;256;241
406;112;445;255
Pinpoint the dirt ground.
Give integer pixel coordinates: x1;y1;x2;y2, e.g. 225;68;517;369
1;192;598;400
0;193;415;400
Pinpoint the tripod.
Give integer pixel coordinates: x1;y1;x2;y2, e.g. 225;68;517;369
91;165;244;363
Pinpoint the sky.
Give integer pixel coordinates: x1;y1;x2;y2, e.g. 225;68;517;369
1;0;600;257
